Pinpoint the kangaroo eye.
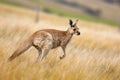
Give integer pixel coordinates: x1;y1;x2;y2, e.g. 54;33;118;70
73;29;76;31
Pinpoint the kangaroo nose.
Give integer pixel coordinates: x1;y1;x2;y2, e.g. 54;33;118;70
77;32;80;35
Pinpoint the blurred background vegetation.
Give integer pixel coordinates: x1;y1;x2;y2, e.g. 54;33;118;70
0;0;120;27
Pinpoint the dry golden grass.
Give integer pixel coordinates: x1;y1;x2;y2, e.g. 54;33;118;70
0;4;120;80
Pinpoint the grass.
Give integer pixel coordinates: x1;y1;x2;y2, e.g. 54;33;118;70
0;0;119;27
0;4;120;80
43;6;118;26
0;0;30;9
37;0;119;27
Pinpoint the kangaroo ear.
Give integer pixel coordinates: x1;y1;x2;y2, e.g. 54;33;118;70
69;19;73;27
74;19;79;26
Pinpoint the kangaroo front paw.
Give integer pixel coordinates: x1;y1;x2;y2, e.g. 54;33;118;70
60;55;65;59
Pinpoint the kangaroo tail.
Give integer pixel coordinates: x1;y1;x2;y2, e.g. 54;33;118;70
8;38;33;61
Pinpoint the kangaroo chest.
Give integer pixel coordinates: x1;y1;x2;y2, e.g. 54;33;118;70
51;34;72;49
52;36;61;49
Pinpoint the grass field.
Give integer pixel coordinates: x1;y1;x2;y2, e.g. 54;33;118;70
31;0;120;27
0;4;120;80
0;0;119;26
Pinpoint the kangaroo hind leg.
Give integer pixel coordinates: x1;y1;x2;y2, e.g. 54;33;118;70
40;42;52;62
33;45;42;62
36;49;42;62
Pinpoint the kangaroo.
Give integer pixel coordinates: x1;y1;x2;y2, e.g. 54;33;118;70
8;19;80;62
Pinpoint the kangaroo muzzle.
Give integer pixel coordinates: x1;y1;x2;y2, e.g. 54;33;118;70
77;31;80;35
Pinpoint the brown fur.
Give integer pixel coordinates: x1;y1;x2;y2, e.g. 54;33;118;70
8;19;80;62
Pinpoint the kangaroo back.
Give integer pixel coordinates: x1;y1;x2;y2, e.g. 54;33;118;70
8;38;33;61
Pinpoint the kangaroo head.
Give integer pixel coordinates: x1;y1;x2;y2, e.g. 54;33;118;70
69;19;80;35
